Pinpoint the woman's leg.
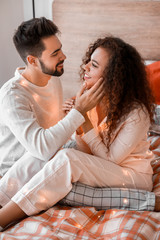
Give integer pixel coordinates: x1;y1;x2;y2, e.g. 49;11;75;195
0;152;46;207
0;148;152;228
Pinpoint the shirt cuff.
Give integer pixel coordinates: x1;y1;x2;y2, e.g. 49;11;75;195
66;108;85;126
82;128;99;144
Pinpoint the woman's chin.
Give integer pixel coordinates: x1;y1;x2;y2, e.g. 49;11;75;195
83;80;94;89
86;83;93;89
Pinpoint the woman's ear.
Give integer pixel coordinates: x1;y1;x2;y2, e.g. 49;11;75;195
26;55;37;66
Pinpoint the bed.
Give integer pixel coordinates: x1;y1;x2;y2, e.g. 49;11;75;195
1;0;160;239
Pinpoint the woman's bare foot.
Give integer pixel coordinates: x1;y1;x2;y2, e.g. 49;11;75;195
154;195;160;211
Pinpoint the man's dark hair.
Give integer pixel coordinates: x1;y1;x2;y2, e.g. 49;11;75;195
13;17;59;64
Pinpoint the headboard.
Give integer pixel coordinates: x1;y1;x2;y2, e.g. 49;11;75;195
52;0;160;100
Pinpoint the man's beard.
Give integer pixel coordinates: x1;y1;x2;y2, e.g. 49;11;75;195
39;59;64;77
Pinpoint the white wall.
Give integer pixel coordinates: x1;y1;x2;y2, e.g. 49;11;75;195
0;0;24;86
0;0;53;87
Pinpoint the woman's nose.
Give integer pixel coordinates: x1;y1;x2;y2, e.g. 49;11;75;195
84;62;90;71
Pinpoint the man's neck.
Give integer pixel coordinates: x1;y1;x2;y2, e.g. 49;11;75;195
22;68;51;87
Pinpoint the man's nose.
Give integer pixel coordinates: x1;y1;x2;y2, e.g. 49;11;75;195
60;51;66;61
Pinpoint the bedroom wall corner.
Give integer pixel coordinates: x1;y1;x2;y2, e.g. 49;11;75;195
0;0;24;87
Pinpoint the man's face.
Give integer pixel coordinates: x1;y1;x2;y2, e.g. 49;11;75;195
38;35;66;77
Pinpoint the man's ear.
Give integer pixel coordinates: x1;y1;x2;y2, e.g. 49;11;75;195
26;55;38;66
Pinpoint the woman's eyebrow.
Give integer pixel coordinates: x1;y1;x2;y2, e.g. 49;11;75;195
92;59;99;65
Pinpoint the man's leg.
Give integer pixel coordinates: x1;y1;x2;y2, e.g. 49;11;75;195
0;148;152;228
0;201;26;229
0;152;46;207
12;148;151;215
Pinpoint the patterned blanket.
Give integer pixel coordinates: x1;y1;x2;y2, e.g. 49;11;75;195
0;205;160;239
1;126;160;239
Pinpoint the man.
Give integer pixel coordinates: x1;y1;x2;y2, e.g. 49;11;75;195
0;17;103;207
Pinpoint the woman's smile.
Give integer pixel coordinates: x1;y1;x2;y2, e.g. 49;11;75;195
84;73;91;80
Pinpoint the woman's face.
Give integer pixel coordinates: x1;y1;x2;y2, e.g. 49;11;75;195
83;47;109;89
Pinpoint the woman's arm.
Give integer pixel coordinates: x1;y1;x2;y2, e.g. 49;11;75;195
62;98;95;154
81;108;150;164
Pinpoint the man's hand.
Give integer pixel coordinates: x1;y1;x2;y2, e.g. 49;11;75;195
74;78;104;116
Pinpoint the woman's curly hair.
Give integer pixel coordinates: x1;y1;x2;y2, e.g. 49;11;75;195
80;36;155;151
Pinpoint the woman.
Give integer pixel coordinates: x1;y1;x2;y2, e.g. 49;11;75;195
0;36;155;229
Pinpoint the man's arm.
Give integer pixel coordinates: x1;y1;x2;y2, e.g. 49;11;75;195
1;78;104;161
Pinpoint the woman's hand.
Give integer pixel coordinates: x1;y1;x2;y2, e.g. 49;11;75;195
74;77;104;116
62;97;75;115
